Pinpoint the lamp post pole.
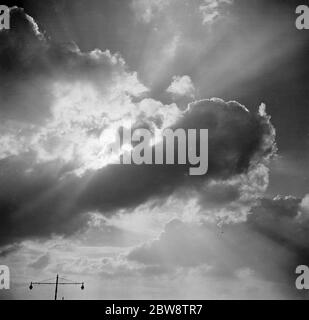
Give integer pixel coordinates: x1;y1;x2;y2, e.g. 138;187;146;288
54;274;59;301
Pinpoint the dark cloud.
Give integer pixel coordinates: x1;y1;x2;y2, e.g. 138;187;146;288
0;8;276;247
0;7;137;124
76;99;275;214
247;196;309;290
0;243;21;258
0;98;275;246
0;7;51;123
128;194;309;298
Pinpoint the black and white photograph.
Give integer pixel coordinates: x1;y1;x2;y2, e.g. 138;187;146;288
0;0;309;306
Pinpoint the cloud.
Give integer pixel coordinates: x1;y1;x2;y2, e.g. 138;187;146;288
197;162;271;223
0;9;276;247
248;196;309;271
29;253;50;269
128;193;309;298
0;7;153;173
199;0;233;25
131;0;170;23
0;7;148;123
0;243;21;258
0;98;276;246
131;0;233;25
166;75;195;98
128;219;213;268
299;194;309;217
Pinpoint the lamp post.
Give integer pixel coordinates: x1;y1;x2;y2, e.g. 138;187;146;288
29;274;84;300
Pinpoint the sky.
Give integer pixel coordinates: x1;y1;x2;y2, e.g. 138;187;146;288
0;0;308;300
